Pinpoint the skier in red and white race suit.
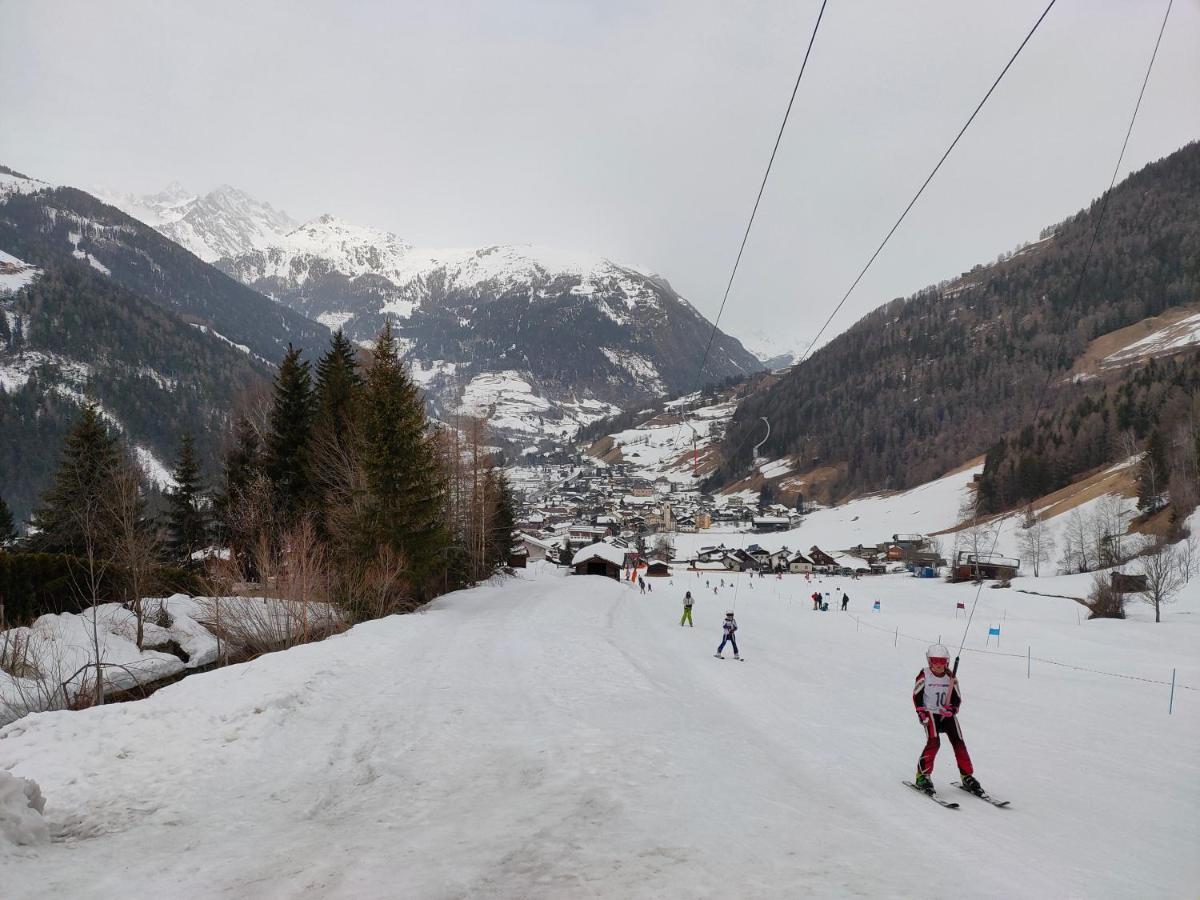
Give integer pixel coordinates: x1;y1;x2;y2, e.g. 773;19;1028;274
913;644;983;795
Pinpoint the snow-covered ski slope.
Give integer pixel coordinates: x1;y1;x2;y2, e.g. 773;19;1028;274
2;565;1196;897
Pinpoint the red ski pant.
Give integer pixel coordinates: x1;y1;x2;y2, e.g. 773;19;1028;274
917;714;973;776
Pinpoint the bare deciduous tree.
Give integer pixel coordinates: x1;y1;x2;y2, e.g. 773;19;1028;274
1018;506;1056;577
953;493;997;579
1134;541;1186;623
1175;532;1199;585
107;460;160;651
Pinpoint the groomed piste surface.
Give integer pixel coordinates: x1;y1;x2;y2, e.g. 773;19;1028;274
1;565;1197;898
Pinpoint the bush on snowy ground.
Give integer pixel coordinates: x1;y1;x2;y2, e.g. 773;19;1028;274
195;525;348;658
0;771;48;847
194;595;343;660
1087;573;1125;619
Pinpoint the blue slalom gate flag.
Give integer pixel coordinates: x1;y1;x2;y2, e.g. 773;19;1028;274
872;600;881;611
988;626;1001;636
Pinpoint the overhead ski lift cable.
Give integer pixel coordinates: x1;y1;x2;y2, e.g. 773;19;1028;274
667;0;827;480
691;0;829;393
796;0;1059;368
688;0;1057;487
708;0;1062;585
953;0;1176;675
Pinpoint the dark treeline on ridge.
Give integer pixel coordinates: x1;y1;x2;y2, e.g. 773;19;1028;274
709;142;1200;512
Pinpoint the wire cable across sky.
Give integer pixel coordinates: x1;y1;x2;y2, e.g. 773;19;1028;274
797;0;1059;367
690;0;828;392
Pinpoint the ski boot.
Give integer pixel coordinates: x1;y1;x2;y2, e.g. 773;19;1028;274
914;773;934;794
960;774;983;795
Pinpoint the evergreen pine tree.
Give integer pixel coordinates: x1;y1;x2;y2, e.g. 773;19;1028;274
355;322;448;597
165;433;209;565
312;330;363;537
217;416;264;519
214;415;267;567
28;404;122;556
0;493;16;546
264;345;316;526
314;329;362;453
486;469;517;571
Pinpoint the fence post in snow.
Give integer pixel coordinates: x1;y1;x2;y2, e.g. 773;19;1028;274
1169;668;1176;715
894;626;898;647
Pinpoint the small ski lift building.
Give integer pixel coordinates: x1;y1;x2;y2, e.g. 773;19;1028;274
951;551;1019;582
571;542;627;579
645;560;670;577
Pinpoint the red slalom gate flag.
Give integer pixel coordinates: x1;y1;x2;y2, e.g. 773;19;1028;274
956;602;966;610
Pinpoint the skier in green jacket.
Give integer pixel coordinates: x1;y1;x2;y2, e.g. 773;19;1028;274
680;591;694;627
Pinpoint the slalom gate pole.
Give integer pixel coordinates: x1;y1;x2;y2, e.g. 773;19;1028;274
1169;668;1176;715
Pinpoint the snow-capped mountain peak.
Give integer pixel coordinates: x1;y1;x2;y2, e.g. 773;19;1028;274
97;182;298;262
271;214;415;278
95;178;762;443
732;328;809;369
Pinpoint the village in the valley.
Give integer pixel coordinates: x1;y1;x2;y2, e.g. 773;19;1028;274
505;455;1016;584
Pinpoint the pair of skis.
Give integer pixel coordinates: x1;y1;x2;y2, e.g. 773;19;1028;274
713;654;745;661
903;780;1009;809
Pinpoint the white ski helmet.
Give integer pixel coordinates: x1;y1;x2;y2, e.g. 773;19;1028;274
926;643;949;664
725;610;735;617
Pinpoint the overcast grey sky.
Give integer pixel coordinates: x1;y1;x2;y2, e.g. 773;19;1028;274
2;0;1197;352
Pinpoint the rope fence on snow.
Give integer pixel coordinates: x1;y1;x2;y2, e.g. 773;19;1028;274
847;612;1196;695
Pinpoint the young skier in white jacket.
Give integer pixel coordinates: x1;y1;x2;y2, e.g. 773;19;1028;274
715;611;740;659
913;643;982;795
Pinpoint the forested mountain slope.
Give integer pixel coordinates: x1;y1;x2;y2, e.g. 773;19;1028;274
0;167;285;522
710;142;1200;504
0;167;328;362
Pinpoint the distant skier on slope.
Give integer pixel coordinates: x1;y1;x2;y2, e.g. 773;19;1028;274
841;592;849;611
715;611;740;659
913;644;983;795
680;591;694;627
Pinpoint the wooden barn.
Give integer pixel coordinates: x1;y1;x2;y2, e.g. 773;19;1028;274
571;542;627;579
